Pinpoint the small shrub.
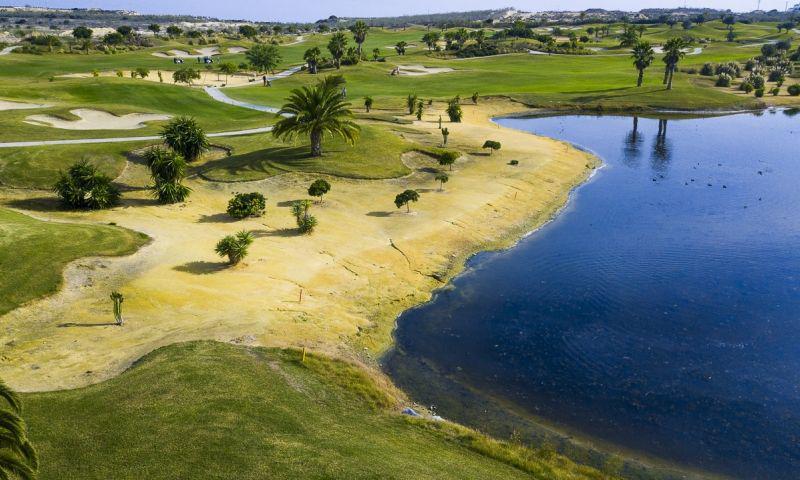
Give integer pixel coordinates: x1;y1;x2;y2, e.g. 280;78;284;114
438;150;459;171
446;98;463;123
482;140;501;155
53;160;120;210
771;87;780;96
215;230;254;265
748;75;765;90
788;84;800;96
715;74;732;87
754;88;764;97
740;82;754;93
700;63;715;76
768;70;785;83
227;192;266;219
394;189;420;213
292;200;317;234
308;179;331;202
509;160;519;166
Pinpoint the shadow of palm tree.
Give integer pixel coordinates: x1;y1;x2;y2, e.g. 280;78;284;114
3;197;62;212
58;322;118;328
251;228;299;238
276;200;304;207
173;261;229;274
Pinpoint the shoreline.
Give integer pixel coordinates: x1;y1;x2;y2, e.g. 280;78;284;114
0;98;599;392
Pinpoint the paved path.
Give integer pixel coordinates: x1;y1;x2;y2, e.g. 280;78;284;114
0;45;20;56
203;65;302;113
0;126;273;148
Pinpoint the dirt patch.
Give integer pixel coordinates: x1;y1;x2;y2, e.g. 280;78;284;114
25;108;171;130
0;99;47;111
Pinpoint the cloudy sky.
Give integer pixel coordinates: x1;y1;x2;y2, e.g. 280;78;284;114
5;1;788;22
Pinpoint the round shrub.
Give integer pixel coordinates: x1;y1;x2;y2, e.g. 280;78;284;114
700;63;715;76
53;160;121;210
744;59;757;71
754;88;764;98
308;179;331;201
788;84;800;96
715;74;732;87
227;192;266;219
771;87;780;96
748;75;765;90
740;82;754;93
768;70;785;83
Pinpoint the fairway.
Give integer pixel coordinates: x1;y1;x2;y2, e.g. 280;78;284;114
0;208;148;315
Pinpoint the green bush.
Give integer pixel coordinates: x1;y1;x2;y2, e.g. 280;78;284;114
308;179;331;202
754;88;764;97
53;160;121;210
715;74;732;87
227;192;266;219
740;82;754;93
771;87;781;96
788;84;800;96
215;230;254;265
700;63;715;76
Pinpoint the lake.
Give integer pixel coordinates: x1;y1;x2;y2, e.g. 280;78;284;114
384;110;800;480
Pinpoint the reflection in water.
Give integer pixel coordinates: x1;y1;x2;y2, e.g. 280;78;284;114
651;119;671;172
387;112;800;480
623;116;642;167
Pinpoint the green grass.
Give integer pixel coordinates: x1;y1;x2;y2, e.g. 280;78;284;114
199;124;413;182
0;141;150;189
0;208;148;315
23;341;614;480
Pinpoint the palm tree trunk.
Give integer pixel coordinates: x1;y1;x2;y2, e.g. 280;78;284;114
637;69;644;87
667;66;675;90
310;130;322;157
663;66;670;85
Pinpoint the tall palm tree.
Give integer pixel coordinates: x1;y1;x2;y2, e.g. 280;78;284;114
631;41;655;87
327;32;348;69
0;379;38;480
349;21;369;55
662;37;688;90
273;76;360;157
303;47;322;74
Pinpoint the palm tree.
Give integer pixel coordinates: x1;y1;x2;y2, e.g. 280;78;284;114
161;117;209;162
395;41;408;55
662;37;688;90
273;75;360;157
0;379;38;480
215;231;254;265
327;32;348;69
349;20;369;55
303;47;322;74
631;41;655;87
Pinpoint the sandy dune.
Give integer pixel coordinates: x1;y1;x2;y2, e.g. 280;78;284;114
0;100;596;392
0;99;47;111
395;65;454;76
25;108;171;130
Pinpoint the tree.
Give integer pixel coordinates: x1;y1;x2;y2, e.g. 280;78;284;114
166;25;183;37
303;47;322;74
110;291;124;326
308;179;331;203
273;75;360;157
394;189;420;213
438;150;458;170
435;172;449;191
0;379;38;480
471;29;486;46
472;92;479;104
349;20;369;55
415;100;424;120
682;19;692;30
144;147;191;203
218;62;237;83
422;31;441;51
53;161;120;210
662;37;688;90
148;23;161;35
172;67;200;85
395;40;408;55
116;25;133;37
406;93;418;115
446;98;463;122
441;127;450;147
722;15;736;31
72;25;92;53
631;41;655;87
327;32;348;69
292;200;317;233
227;192;266;218
619;25;638;47
246;44;281;74
364;96;373;112
103;31;125;45
372;47;381;61
482;140;501;155
238;25;258;39
161;116;209;162
215;231;254;265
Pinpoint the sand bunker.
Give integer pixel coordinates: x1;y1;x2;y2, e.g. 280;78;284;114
228;47;248;54
25;108;171;130
395;65;454;76
0;99;47;111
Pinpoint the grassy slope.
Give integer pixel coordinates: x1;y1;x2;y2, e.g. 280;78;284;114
24;341;614;480
199;124;413;182
0;208;148;315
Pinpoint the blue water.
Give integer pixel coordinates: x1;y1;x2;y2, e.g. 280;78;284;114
385;111;800;479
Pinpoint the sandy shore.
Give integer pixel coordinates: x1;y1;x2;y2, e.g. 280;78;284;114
0;100;598;392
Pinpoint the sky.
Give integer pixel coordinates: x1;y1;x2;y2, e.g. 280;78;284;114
5;1;793;22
